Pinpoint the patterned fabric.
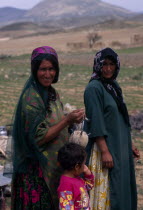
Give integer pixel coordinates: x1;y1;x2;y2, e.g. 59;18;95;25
31;46;58;61
11;163;54;210
9;46;69;209
58;174;94;210
59;191;74;210
11;84;69;209
24;85;68;207
88;143;110;210
91;47;120;80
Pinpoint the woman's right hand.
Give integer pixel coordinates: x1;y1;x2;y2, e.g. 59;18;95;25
101;150;114;169
66;109;85;124
95;136;114;169
37;109;84;146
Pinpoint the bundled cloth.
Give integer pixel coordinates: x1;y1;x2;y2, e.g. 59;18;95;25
69;129;88;148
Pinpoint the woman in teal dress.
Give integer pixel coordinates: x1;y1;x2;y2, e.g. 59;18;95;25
10;46;84;209
84;48;140;210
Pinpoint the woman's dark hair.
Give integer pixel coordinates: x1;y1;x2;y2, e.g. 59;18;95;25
31;53;59;83
104;55;117;79
31;53;60;112
57;143;87;171
105;55;117;64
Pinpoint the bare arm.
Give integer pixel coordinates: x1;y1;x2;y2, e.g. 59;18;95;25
37;109;84;146
96;136;114;168
83;165;92;176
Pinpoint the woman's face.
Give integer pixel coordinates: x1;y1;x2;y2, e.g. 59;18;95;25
37;60;56;87
102;58;116;79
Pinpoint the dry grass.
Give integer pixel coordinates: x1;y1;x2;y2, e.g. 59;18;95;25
0;25;143;55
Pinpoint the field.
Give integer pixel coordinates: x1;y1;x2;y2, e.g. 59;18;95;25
0;25;143;209
0;22;143;55
1;47;143;124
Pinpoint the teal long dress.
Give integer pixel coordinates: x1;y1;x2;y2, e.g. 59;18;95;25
84;80;137;210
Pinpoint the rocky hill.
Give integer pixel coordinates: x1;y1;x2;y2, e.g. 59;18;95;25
24;0;133;27
0;0;139;28
25;0;131;19
0;7;27;26
129;13;143;21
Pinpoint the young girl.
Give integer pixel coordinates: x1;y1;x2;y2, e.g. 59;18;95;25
57;143;94;210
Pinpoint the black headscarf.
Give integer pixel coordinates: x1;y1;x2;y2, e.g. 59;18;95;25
90;47;130;126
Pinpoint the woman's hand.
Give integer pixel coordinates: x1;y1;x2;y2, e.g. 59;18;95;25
66;109;85;124
132;143;140;160
37;109;84;146
101;150;114;168
95;136;114;169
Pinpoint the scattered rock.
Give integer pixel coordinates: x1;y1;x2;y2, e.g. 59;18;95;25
130;111;143;131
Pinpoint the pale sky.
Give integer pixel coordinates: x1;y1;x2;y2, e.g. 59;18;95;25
0;0;142;12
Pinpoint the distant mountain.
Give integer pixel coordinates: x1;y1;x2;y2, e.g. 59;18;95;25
0;7;27;26
25;0;132;22
0;0;139;28
0;21;64;39
0;22;41;31
129;13;143;21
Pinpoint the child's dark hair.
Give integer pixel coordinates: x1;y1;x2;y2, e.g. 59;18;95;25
57;143;87;171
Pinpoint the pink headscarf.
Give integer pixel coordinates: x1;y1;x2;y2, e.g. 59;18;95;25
31;46;58;61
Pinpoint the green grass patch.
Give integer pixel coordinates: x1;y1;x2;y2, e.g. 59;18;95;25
116;46;143;54
0;52;143;125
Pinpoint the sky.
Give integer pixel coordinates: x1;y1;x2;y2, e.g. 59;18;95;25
0;0;142;12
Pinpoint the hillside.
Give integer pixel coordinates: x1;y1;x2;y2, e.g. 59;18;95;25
0;21;65;39
24;0;132;27
129;13;143;21
0;0;135;28
0;7;27;26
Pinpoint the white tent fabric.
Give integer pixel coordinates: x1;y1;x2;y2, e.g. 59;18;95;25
0;136;8;157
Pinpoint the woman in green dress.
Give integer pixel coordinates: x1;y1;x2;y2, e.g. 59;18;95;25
11;46;84;209
84;48;140;210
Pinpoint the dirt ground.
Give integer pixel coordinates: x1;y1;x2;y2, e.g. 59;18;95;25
59;52;143;68
0;25;143;56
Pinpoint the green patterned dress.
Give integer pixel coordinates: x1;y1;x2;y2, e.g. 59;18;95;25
12;84;69;210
